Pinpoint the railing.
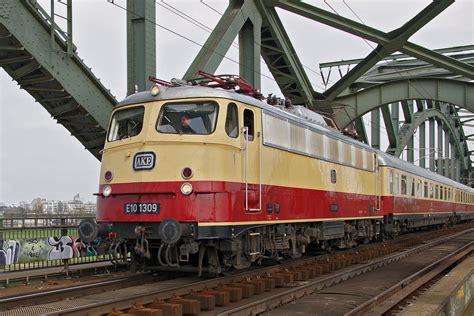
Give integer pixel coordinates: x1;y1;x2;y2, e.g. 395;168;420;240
0;214;110;273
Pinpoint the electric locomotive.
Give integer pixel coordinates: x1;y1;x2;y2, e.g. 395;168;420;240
79;73;474;274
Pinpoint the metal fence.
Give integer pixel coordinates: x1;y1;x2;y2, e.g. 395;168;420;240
0;214;110;272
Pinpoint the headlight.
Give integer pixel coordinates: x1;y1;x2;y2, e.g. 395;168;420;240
102;185;112;197
180;182;193;196
150;85;160;96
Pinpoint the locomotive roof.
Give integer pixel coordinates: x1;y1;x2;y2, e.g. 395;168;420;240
118;85;473;192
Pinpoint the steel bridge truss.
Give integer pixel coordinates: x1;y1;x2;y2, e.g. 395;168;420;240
1;0;474;184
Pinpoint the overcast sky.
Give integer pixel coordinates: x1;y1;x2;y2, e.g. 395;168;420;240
0;0;472;206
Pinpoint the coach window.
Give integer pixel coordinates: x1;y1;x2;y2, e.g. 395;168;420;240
225;103;239;138
394;173;400;195
444;188;447;201
440;186;443;200
424;181;428;198
389;171;394;194
243;109;254;141
401;175;407;195
435;185;439;200
430;183;434;199
417;180;422;198
410;178;415;197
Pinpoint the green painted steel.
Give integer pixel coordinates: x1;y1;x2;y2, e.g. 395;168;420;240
394;108;467;173
354;117;368;144
371;109;380;149
419;122;426;169
382;105;398;151
333;79;474;129
239;19;261;89
127;0;156;96
183;0;250;81
257;2;316;106
319;45;474;68
332;79;473;182
319;0;454;101
0;0;116;159
274;0;474;81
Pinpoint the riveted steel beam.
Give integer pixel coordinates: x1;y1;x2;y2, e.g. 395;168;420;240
444;130;450;177
437;121;444;174
371;109;380;149
273;0;474;81
404;101;415;163
256;1;315;105
419;122;426;168
382;105;398;152
127;0;156;95
239;17;262;88
354;117;368;144
0;0;116;159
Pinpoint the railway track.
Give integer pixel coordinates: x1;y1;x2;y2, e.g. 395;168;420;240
3;223;474;316
0;272;167;312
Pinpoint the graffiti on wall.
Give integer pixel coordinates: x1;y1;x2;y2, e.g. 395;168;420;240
0;237;102;264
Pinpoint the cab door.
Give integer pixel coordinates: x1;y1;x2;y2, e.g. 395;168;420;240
241;107;261;211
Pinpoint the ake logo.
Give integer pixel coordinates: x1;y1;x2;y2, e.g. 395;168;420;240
133;152;156;171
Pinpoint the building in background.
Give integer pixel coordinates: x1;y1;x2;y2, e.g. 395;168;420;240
1;195;96;216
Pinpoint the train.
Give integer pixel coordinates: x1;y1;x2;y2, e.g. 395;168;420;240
78;73;474;275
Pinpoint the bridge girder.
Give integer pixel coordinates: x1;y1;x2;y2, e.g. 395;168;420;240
0;0;116;159
331;78;473;182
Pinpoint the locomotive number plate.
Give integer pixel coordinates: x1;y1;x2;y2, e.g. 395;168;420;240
124;203;160;214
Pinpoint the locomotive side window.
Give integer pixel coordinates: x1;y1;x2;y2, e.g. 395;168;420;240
243;109;254;141
157;101;218;135
225;103;239;138
108;106;145;142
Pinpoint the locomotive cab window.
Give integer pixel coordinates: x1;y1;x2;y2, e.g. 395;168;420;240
108;106;145;142
157;101;218;135
225;103;239;138
243;109;254;141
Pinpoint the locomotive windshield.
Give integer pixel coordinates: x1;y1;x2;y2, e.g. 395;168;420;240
157;101;218;135
108;106;144;141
